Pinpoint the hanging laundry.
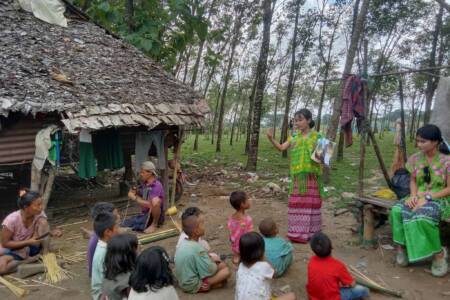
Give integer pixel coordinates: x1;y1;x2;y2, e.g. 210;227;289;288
48;130;62;167
93;128;124;171
135;131;166;175
33;125;59;171
340;75;366;147
31;125;59;191
78;129;97;179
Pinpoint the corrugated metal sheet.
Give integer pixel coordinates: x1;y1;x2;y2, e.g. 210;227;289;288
0;119;46;165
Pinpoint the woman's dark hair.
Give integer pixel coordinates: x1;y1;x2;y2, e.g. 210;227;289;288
239;232;265;267
17;189;41;209
310;232;332;258
104;233;138;280
294;108;315;128
416;124;449;155
129;246;173;293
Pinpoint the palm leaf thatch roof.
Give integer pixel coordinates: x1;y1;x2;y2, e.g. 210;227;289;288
0;0;209;133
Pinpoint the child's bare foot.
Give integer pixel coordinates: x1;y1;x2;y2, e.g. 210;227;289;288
80;227;92;239
144;225;157;234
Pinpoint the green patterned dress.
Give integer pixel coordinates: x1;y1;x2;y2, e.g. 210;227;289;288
390;152;450;262
286;130;324;243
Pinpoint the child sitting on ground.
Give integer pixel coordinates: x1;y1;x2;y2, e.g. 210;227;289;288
176;207;210;251
307;232;369;300
235;232;296;300
259;218;293;277
91;212;119;300
175;213;231;293
227;191;253;264
83;202;121;278
129;246;180;300
102;233;138;300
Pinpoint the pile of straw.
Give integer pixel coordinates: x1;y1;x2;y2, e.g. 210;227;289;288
42;253;71;284
0;276;27;297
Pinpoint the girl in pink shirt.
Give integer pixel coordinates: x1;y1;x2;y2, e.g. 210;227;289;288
227;191;253;264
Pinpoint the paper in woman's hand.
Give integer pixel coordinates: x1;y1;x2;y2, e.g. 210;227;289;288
311;138;336;166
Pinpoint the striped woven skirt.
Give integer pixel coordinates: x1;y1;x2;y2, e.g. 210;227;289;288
287;174;322;243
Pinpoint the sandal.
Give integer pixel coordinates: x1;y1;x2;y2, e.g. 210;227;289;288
432;247;448;277
395;249;408;267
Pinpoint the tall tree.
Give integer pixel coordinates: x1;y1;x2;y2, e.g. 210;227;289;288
279;0;303;157
317;3;342;131
215;4;244;153
246;0;275;170
423;5;444;124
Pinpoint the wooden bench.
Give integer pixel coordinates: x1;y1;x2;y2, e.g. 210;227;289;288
355;196;450;245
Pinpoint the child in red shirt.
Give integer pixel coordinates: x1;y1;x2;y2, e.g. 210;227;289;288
306;232;369;300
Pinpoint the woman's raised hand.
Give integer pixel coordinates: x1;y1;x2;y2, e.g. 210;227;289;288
266;128;274;140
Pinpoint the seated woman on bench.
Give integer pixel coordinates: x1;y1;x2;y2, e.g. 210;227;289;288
0;189;62;274
390;124;450;277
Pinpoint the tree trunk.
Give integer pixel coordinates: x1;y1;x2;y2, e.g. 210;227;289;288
408;91;417;141
125;0;134;31
246;0;274;171
211;89;222;144
216;11;243;153
280;0;302;158
336;131;344;161
182;47;192;84
325;0;370;142
272;70;284;139
423;5;443;124
245;76;258;154
416;97;425;135
379;104;388;139
230;103;239;146
398;77;407;163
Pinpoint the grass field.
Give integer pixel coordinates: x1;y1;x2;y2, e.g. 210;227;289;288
181;130;416;208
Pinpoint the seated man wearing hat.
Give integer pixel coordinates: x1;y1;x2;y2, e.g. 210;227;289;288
122;161;165;233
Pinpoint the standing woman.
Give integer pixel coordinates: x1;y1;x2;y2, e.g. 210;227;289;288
267;109;324;243
390;124;450;277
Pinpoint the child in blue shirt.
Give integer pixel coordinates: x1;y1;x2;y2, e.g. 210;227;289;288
259;218;293;277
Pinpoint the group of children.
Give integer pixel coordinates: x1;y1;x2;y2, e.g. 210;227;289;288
87;191;369;300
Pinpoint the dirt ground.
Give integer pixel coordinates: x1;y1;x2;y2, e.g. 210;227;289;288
2;171;449;300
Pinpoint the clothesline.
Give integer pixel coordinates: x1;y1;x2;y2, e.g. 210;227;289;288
318;65;450;82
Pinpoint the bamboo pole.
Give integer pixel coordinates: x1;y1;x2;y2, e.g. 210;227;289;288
318;65;450;82
138;228;179;245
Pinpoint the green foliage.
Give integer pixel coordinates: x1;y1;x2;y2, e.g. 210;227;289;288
75;0;209;70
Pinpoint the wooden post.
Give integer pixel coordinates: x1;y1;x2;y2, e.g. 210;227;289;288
42;166;56;211
368;128;392;189
162;131;170;206
170;128;183;208
363;204;375;246
358;39;368;197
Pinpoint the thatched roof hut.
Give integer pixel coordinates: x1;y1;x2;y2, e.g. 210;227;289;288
0;0;209;134
0;0;209;213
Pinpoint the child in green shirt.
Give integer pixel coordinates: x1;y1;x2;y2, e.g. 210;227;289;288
174;213;231;293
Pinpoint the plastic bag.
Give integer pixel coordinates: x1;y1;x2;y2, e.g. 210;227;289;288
391;168;410;199
18;0;67;27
